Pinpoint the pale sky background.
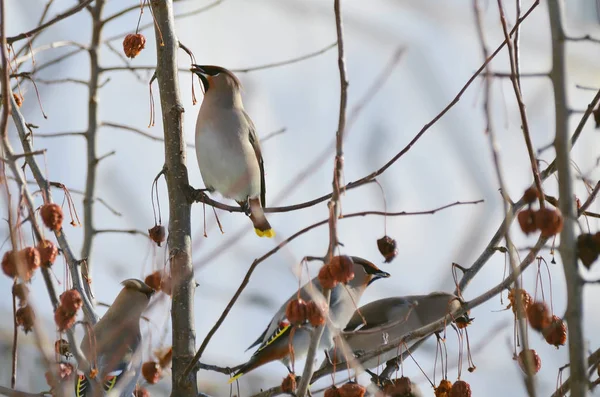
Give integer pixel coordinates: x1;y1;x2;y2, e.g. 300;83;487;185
2;0;600;396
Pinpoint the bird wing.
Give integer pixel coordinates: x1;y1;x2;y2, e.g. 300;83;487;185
246;325;269;351
343;297;413;331
242;110;266;207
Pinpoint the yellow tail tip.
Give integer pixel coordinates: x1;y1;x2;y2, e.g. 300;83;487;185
255;228;275;238
228;372;244;384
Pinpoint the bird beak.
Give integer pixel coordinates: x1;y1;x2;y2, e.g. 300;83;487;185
368;270;391;286
190;64;209;92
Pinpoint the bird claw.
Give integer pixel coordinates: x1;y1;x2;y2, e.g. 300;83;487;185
184;184;209;203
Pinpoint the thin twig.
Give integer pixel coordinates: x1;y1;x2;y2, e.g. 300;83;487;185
11;281;18;388
0;0;11;139
496;2;537;393
7;0;95;44
101;121;194;147
297;3;347;395
94;228;150;237
231;42;337;73
551;348;600;397
498;0;544;209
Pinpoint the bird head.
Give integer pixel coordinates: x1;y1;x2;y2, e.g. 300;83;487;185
190;64;241;94
121;278;155;299
348;256;390;288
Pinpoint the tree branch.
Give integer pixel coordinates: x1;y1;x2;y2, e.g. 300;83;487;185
6;0;95;44
147;0;198;395
547;2;587;396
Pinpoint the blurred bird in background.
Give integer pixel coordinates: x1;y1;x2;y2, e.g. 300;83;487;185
75;279;154;397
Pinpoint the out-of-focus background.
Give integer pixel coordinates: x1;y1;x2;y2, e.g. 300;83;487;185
2;0;600;395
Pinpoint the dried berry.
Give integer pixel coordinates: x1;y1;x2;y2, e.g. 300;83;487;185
523;187;540;204
134;387;150;397
517;349;541;375
526;301;552;332
1;251;17;278
543;315;567;347
338;382;365;397
60;289;83;315
141;361;162;384
144;271;162;291
54;306;76;331
16;305;35;333
281;373;296;394
383;376;412;396
148;225;166;246
286;298;309;325
123;33;146;59
306;300;327;327
55;339;70;356
324;386;341;397
40;203;64;231
435;379;453;397
12;283;29;306
535;208;564;237
377;235;398;263
13;93;23;107
449;380;471;397
330;255;355;284
38;239;58;267
45;363;73;389
318;264;338;290
2;248;40;280
517;209;537;234
577;233;599;269
507;288;532;319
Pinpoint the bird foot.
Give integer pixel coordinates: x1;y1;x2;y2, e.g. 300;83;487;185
184;184;209;203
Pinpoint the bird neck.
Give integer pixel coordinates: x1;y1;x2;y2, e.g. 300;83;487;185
205;89;244;109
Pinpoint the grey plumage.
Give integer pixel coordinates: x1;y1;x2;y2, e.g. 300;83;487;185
192;65;273;237
76;279;154;397
229;257;390;382
321;292;464;371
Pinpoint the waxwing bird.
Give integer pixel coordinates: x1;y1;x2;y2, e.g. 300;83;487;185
229;256;390;383
75;279;154;397
320;292;466;372
191;64;274;238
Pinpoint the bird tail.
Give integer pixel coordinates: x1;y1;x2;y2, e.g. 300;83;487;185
227;358;262;384
248;198;274;238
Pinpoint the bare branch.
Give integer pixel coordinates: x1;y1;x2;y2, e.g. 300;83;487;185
551;348;600;397
548;3;587;396
94;228;149;238
102;0;223;25
100;42;338;75
230;42;337;73
14;41;87;65
148;0;198;395
7;0;95;44
298;3;347;393
8;94;98;325
101;121;194;147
